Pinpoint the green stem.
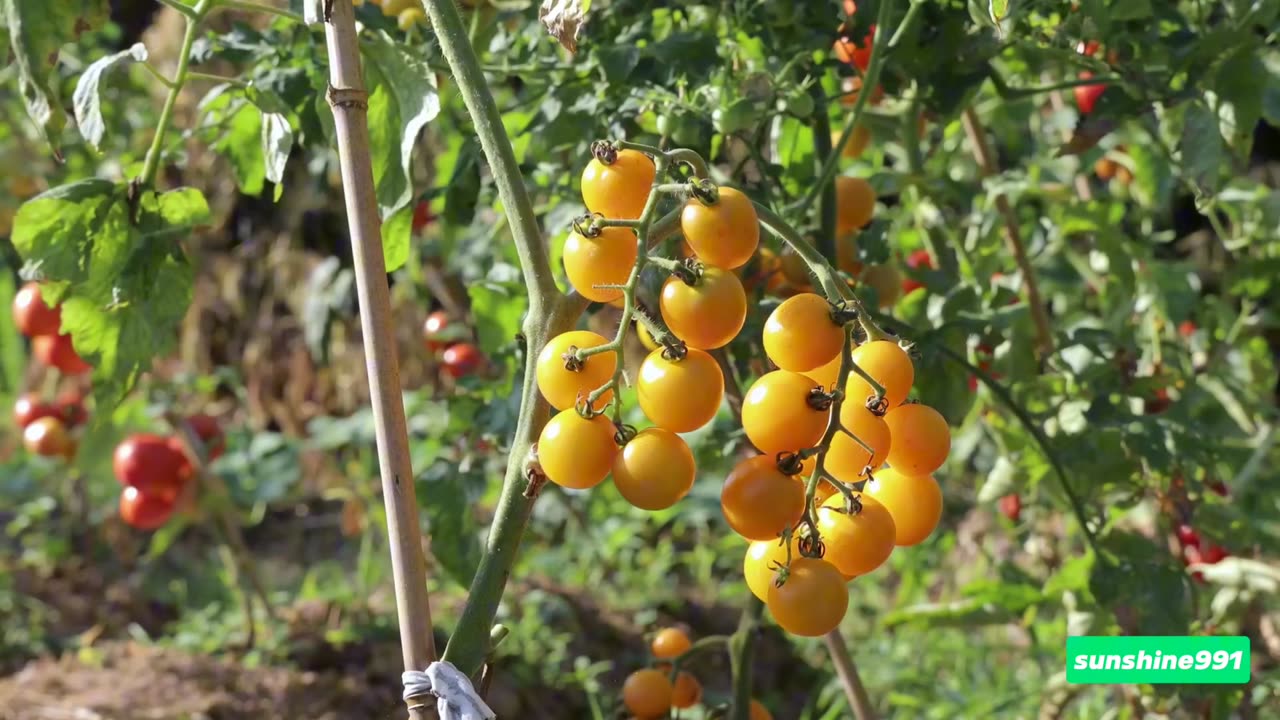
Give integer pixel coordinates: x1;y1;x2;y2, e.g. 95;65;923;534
156;0;196;19
797;0;904;215
138;0;209;188
421;0;576;676
217;0;304;22
188;71;248;87
990;71;1124;99
810;83;837;262
141;61;176;89
728;597;765;720
665;147;710;178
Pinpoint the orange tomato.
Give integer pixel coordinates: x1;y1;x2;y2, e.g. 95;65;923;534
660;267;747;350
622;668;673;719
816;494;897;576
651;627;692;659
681;186;760;270
743;536;800;601
581;149;655;220
537;410;617;489
825;401;891;480
612;428;696;511
741;370;829;456
766;557;849;637
864;467;943;546
563;226;637;303
836;125;872;160
763;292;845;372
835;176;876;235
844;340;914;409
882;403;951;476
672;672;701;709
721;455;805;541
535;330;616;411
637;348;724;432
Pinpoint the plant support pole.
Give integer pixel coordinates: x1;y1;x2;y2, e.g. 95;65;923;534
319;2;438;715
825;630;877;720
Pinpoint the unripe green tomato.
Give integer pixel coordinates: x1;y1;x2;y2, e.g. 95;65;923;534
781;91;814;119
713;98;756;136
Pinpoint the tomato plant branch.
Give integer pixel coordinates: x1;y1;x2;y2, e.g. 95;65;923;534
319;4;438;715
216;0;305;22
155;0;196;20
960;107;1054;359
727;596;765;720
825;630;878;720
796;0;901;215
810;84;838;262
139;0;210;188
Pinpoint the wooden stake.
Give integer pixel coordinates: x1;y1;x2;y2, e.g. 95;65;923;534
318;2;438;715
825;630;878;720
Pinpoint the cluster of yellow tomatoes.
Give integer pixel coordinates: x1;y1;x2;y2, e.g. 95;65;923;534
621;627;773;720
537;144;950;645
355;0;429;31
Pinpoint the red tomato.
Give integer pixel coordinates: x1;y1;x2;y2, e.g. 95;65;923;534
902;249;932;294
1207;479;1228;497
834;25;876;71
186;413;225;461
442;343;483;378
1077;40;1101;57
119;486;176;530
11;282;61;337
1175;524;1201;548
113;434;190;502
1074;74;1106;114
999;493;1021;522
1178;320;1197;338
1201;544;1229;564
33;333;91;375
412;200;435;232
14;394;59;429
423;310;453;352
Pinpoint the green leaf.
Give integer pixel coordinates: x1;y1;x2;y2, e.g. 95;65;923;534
72;43;148;150
468;282;525;353
1;0;107;152
260;110;293;198
0;274;23;394
381;203;412;273
11;179;123;283
417;460;483;588
988;0;1009;24
361;31;440;218
1090;531;1190;636
216;101;267;196
1179;101;1224;196
1213;44;1265;153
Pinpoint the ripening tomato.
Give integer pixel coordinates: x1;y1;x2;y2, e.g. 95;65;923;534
778;248;812;289
763;293;845;372
412;200;434;232
637;322;662;352
818;494;896;576
537;409;617;490
380;0;415;15
1094;156;1117;181
612;428;695;511
23;416;73;457
833;26;875;71
55;391;88;428
839;75;884;109
114;434;190;501
750;700;774;720
766;556;849;637
581;149;655;220
671;672;701;709
741;371;829;456
14;394;59;429
397;7;426;30
33;333;91;375
744;536;800;601
999;493;1021;522
1176;524;1201;548
119;486;176;530
12;283;61;338
637;348;724;432
660;267;747;350
536;330;616;411
681;186;760;270
563;226;637;304
825;401;891;481
422;310;452;351
836;233;862;278
857;263;902;309
902;249;932;295
1074;73;1105;114
721;455;805;541
186;413;225;461
743;248;786;295
442;343;483;378
844;340;913;409
882;403;951;476
835;176;876;235
863;468;942;546
836;125;871;160
622;668;673;719
651;627;692;659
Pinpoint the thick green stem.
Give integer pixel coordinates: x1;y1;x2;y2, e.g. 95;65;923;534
753;202;849;303
139;0;209;187
420;0;559;315
728;597;765;720
797;0;902;215
419;0;575;675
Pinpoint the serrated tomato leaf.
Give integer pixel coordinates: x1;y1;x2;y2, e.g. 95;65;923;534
73;43;148;150
1179;101;1224;195
381;202;412;273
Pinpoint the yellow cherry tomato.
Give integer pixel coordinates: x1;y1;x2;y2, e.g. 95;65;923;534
535;330;616;411
612;428;696;511
835;176;876;235
845;340;914;409
744;536;800;602
660;267;747;350
637;348;724;432
741;370;829;456
721;455;805;541
537;410;617;490
766;557;848;637
825;401;891;481
681;186;760;270
563;226;638;304
883;403;951;476
581;149;655;220
835;124;871;160
650;627;692;659
622;668;673;719
816;494;897;576
397;7;426;29
763;292;845;372
864;467;943;546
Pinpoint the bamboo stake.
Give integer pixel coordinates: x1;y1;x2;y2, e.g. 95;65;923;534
825;630;878;720
318;2;438;716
